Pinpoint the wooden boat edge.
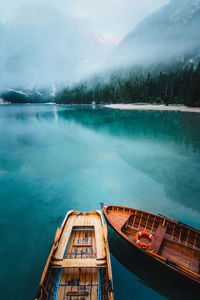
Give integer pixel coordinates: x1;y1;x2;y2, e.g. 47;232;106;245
102;204;200;285
102;205;200;233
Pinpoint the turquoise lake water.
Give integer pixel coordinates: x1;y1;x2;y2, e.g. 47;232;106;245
0;104;200;299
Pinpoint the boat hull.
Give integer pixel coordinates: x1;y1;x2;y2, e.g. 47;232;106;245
102;205;200;285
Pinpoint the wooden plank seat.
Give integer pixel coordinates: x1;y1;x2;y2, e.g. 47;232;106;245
51;258;106;268
73;243;92;247
149;224;167;253
66;291;89;297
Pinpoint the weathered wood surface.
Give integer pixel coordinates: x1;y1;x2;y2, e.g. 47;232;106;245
102;204;200;284
54;215;76;260
149;224;167;253
52;258;106;268
36;210;113;300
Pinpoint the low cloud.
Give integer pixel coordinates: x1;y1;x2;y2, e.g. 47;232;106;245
0;0;169;88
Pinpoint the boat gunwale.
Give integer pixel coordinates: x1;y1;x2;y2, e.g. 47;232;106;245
102;204;200;284
103;205;200;234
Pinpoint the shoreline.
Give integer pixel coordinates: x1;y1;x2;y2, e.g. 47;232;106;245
104;104;200;113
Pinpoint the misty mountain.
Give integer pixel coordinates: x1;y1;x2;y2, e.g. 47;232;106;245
0;86;56;103
114;0;200;66
0;4;111;90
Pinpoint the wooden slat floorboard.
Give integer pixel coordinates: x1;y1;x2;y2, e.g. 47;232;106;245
55;212;110;300
37;210;113;300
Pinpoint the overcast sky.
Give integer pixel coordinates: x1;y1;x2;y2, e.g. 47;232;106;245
0;0;170;88
0;0;169;36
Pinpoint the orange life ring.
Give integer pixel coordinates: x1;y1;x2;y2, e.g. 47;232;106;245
135;231;153;248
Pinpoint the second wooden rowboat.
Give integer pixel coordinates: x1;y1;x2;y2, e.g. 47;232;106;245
35;210;114;300
102;204;200;285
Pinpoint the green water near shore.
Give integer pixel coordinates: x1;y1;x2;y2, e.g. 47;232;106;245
0;105;200;299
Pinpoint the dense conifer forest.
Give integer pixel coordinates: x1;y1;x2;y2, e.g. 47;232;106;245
56;62;200;107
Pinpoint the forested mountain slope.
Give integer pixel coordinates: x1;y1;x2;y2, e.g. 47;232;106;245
114;0;200;66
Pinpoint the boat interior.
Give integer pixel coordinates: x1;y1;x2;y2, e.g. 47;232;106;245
41;212;112;300
106;206;200;276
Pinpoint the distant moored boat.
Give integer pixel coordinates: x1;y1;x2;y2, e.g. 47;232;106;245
35;210;114;300
102;204;200;285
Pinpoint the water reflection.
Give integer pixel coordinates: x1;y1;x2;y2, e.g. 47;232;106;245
0;104;200;299
1;105;200;214
57;106;200;214
57;107;200;153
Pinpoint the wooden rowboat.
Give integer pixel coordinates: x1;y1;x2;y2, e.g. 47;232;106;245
35;210;114;300
102;204;200;284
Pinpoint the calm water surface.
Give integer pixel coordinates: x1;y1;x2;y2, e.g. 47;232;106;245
0;105;200;299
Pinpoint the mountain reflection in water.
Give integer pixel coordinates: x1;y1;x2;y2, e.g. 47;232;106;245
58;107;200;214
0;104;199;299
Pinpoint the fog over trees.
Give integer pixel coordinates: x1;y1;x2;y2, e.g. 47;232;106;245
1;0;200;106
56;0;200;107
